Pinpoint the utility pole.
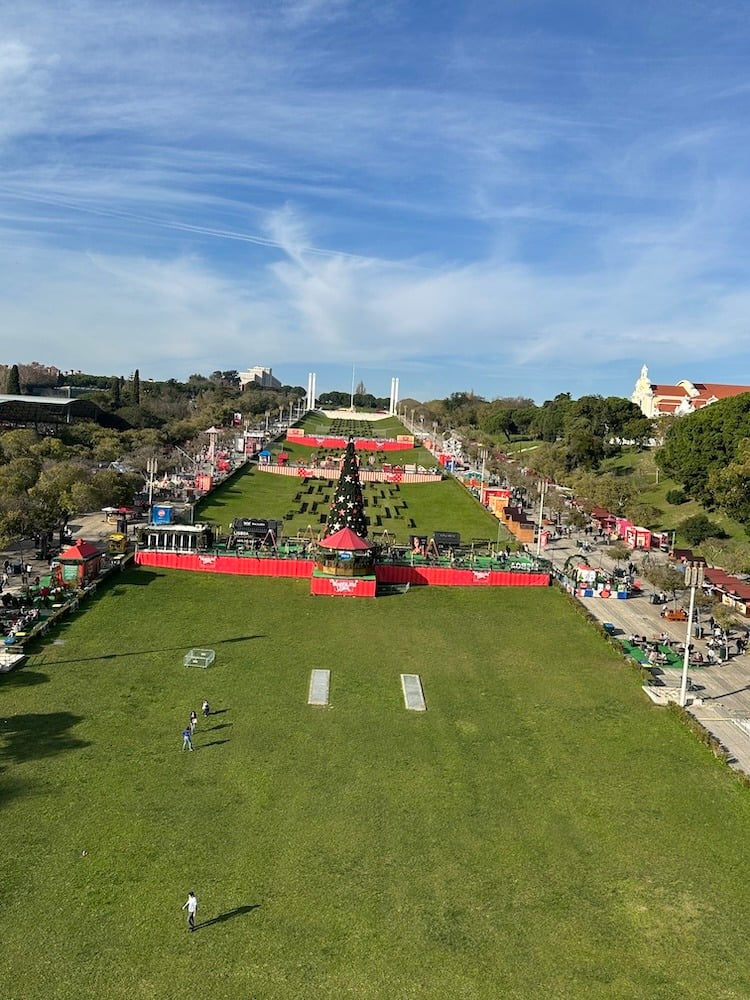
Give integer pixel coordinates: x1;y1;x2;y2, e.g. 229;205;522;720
680;561;705;706
146;456;158;508
535;479;548;557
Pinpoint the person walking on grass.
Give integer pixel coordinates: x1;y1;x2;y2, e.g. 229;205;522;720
182;891;198;931
189;710;198;734
181;728;194;752
201;699;210;718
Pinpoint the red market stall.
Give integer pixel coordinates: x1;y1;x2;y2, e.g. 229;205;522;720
55;539;103;587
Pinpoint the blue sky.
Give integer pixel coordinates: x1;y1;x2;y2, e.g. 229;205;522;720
2;0;750;403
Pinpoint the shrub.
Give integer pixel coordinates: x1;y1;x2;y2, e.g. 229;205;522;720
680;513;726;546
666;489;688;505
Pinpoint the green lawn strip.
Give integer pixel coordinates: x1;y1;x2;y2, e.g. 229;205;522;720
600;452;747;544
295;413;407;438
196;465;509;545
3;574;750;998
274;438;438;467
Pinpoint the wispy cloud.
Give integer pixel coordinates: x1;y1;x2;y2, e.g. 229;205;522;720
1;1;749;399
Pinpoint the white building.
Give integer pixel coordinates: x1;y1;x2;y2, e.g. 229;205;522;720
238;366;282;391
631;364;750;418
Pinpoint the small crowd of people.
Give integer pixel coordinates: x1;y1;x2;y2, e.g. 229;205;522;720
180;700;211;751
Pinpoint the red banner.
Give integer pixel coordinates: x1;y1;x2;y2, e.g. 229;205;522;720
286;435;414;451
310;575;377;597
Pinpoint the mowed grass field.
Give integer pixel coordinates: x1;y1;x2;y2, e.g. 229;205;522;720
3;570;750;998
197;465;507;545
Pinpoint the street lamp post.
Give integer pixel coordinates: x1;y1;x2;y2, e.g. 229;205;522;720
146;457;158;508
535;479;548;558
680;561;705;706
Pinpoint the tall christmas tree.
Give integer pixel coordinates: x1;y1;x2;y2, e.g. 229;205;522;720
325;438;368;538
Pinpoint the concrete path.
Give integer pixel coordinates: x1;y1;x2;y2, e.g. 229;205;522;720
0;511;115;600
543;532;750;774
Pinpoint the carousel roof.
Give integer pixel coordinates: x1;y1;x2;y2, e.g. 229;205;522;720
318;526;372;551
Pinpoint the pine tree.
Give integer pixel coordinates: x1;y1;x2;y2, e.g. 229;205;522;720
132;368;141;405
325;438;368;538
7;364;21;394
110;377;121;406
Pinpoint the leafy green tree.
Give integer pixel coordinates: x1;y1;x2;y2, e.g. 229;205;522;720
571;471;634;515
707;440;750;526
524;442;568;481
563;420;605;470
29;460;97;535
699;538;750;574
609;542;631;567
644;564;686;605
90;469;143;508
6;364;21;394
657;393;750;502
0;428;39;461
626;502;662;528
532;393;571;442
680;514;725;546
0;456;42;496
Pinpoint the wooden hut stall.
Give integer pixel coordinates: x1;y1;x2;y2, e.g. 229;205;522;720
55;539;103;588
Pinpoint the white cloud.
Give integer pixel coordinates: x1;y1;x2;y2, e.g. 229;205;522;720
0;1;749;400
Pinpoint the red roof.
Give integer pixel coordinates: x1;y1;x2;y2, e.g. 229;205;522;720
692;383;750;399
652;384;689;397
58;539;101;561
704;568;750;602
318;527;372;551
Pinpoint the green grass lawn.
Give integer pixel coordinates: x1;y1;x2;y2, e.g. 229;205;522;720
602;451;748;544
3;570;750;998
197;465;508;545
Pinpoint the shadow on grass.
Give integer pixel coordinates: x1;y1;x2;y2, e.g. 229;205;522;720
0;669;49;689
196;903;260;930
200;739;230;749
208;723;232;732
0;712;89;764
35;636;266;665
109;570;163;587
0;776;24;810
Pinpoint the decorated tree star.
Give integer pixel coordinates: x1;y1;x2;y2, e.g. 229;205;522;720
325;437;368;538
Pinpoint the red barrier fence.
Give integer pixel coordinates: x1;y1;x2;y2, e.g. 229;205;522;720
258;465;442;483
286;435;413;451
375;565;550;587
136;551;315;577
135;550;551;587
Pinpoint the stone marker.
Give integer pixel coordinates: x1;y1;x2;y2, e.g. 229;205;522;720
401;673;426;711
309;669;330;706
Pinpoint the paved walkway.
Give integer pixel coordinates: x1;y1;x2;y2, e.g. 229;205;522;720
543;533;750;774
0;512;115;600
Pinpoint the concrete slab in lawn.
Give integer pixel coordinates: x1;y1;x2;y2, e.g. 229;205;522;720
401;673;426;711
308;669;330;706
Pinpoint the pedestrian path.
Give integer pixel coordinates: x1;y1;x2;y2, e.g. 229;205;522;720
544;532;750;774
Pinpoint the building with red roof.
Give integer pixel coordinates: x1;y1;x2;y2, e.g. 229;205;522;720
631;365;750;419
